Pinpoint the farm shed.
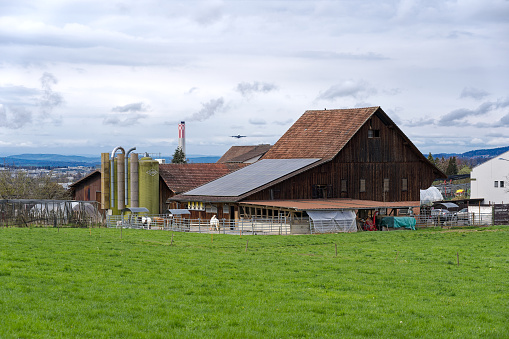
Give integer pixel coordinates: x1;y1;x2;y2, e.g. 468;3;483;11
70;170;102;211
168;106;444;232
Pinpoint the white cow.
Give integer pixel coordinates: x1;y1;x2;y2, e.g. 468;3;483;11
210;215;219;231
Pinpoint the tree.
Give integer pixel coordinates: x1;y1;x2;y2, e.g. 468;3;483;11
446;156;458;176
435;157;448;174
0;169;70;199
427;152;435;165
458;165;472;175
171;147;187;164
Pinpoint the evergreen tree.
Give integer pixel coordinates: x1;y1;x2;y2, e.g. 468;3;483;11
427;152;435;165
446;156;458;176
171;147;187;164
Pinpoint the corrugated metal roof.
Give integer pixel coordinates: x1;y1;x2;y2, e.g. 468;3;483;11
183;158;320;197
240;199;421;211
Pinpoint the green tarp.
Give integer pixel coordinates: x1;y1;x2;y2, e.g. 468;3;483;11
380;217;416;230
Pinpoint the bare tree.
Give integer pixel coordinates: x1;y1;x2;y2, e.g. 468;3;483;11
0;169;70;199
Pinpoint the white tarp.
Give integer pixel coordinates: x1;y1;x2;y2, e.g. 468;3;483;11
307;210;357;233
420;186;443;205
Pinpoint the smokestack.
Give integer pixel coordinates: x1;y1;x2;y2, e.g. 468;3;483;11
178;121;186;156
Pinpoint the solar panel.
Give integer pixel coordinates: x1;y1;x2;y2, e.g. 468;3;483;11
183;158;320;197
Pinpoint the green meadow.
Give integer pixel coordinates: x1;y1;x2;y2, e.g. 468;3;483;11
0;226;508;338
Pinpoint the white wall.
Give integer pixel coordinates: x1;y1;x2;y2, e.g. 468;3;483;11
470;150;509;204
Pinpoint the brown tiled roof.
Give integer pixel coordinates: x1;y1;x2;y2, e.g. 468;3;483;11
159;163;246;194
262;107;379;160
217;144;272;163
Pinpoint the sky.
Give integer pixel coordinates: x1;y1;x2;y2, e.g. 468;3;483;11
0;0;508;158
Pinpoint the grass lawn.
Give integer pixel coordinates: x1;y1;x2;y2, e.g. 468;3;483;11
0;226;508;338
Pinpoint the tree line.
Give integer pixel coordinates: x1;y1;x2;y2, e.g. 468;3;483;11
427;153;472;176
0;169;70;200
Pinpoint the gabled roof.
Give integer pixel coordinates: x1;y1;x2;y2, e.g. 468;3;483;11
262;106;444;177
217;144;272;163
183;158;320;197
262;107;379;160
69;170;100;189
472;149;509;170
159;163;246;194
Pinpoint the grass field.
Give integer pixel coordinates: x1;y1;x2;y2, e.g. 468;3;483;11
0;226;508;338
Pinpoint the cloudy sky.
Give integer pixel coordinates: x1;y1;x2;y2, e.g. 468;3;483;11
0;0;508;157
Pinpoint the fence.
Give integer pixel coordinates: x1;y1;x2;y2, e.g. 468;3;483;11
415;210;493;228
0;199;102;227
106;215;292;235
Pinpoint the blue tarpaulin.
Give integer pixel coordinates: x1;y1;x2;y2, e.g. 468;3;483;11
380;217;416;230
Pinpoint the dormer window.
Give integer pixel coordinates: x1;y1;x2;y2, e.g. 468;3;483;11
368;129;380;138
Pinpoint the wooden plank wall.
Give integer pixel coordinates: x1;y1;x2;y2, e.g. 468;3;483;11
248;113;438;202
73;174;102;205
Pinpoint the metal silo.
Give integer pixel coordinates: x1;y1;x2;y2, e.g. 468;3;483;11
139;155;159;214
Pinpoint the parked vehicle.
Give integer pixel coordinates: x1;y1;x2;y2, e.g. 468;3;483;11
453;208;470;224
430;208;454;224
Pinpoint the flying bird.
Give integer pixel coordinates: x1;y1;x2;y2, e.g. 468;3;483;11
231;135;247;139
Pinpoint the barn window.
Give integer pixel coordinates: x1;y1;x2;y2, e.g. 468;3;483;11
368;129;380;138
360;179;366;193
341;180;347;192
494;181;499;188
501;181;505;188
402;178;408;192
383;178;390;192
312;184;332;199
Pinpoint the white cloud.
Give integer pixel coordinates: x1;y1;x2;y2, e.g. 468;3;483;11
0;0;507;156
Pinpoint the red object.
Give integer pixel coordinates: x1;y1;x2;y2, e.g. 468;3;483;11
178;122;185;138
363;211;378;231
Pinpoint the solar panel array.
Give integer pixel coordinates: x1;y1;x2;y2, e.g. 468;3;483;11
183;158;320;197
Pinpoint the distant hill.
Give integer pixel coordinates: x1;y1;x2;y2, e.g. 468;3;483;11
0;154;221;168
1;154;101;168
429;146;509;166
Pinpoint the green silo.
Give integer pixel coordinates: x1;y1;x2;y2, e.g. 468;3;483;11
139;156;159;214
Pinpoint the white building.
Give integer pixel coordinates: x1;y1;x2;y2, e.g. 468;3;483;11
470;150;509;204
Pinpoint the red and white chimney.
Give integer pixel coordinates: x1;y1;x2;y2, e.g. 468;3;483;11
178;121;186;156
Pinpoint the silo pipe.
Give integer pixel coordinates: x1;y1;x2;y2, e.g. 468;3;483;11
110;146;125;209
125;147;136;206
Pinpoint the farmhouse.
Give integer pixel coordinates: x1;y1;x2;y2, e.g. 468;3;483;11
470;150;509;204
168;107;445;231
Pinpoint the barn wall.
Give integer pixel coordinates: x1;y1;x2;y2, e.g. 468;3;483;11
248;113;438;202
72;174;102;204
159;177;173;214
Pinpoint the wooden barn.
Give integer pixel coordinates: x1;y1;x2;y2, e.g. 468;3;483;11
169;107;445;226
69;170;103;211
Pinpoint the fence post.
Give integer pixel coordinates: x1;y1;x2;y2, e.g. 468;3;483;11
198;218;201;233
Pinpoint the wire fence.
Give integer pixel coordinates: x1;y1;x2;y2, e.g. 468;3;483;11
106;215;292;235
415;211;493;228
106;210;498;235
